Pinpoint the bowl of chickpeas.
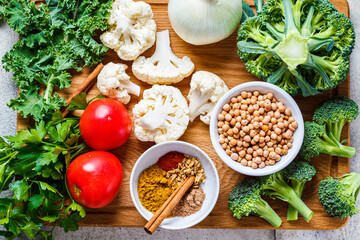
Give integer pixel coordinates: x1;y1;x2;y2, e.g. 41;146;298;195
210;81;304;176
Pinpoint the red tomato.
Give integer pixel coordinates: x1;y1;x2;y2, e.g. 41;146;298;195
80;98;131;150
66;151;123;209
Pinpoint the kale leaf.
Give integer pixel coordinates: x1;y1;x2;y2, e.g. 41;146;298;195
0;0;112;121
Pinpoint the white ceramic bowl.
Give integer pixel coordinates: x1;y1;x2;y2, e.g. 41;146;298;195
210;82;304;176
130;141;220;230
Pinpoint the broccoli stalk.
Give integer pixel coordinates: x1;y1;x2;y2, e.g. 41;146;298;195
300;96;359;160
260;172;314;222
283;161;316;221
229;178;282;228
319;172;360;218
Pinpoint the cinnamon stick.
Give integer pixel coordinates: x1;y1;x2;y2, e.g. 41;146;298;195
62;63;104;117
144;176;195;235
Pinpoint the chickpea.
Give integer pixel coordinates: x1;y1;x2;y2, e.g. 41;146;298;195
248;106;254;113
248;124;254;130
259;162;266;168
275;155;281;162
223;104;231;111
253;135;260;142
267;92;274;100
287;142;293;148
285;108;292;116
269;160;276;165
245;154;252;161
243;126;250;133
240;131;246;138
247;161;253;167
254;157;262;164
227;129;233;136
271;133;277;140
288;117;295;123
230;139;237;147
231;153;239;161
252;162;258;169
271;103;278;111
218;114;225;121
250;130;256;137
218;128;223;134
224;138;229;143
218;121;224;128
237;96;243;102
222;124;230;132
226;149;232;155
241;159;248;166
244;135;251;142
269;151;277;159
271;117;277;125
279;105;286;113
241;120;248;126
281;149;288;155
231;97;238;104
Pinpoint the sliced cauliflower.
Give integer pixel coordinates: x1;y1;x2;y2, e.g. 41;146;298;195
97;62;140;104
100;0;156;61
133;85;189;144
132;30;195;85
187;71;229;124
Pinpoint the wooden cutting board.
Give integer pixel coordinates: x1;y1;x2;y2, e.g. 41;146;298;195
17;0;351;230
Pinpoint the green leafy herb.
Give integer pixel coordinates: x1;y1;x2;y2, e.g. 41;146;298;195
0;111;88;239
67;92;106;111
0;0;112;121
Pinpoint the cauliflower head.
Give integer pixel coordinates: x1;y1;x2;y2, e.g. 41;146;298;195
132;30;195;85
133;85;189;144
187;71;229;124
100;0;156;61
97;62;140;104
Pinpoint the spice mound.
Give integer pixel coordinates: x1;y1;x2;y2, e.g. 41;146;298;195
137;165;173;214
137;151;207;218
174;188;206;217
217;91;298;169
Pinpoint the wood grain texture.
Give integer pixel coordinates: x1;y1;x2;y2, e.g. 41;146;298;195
17;0;351;230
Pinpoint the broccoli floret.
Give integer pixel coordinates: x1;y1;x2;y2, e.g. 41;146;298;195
283;161;316;220
237;0;355;97
299;121;355;160
319;172;360;219
311;51;350;91
313;96;359;141
229;178;282;228
299;96;359;160
259;172;314;222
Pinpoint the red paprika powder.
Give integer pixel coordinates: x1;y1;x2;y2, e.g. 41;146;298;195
157;151;185;171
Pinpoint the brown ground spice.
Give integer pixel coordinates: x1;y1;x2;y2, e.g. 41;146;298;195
173;188;206;217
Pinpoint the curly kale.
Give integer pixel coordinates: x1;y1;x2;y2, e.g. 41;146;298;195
0;0;112;121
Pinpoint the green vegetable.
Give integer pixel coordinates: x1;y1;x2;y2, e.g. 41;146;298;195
0;111;88;239
259;172;314;222
168;0;243;45
319;172;360;219
0;0;112;121
299;96;359;160
229;178;282;228
237;0;355;97
283;161;316;221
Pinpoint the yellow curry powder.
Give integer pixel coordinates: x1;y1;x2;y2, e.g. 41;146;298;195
137;164;174;213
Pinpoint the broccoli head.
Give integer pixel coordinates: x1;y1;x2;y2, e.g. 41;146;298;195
237;0;355;97
299;96;358;160
283;161;316;220
229;178;282;228
319;172;360;219
259;172;314;222
313;96;359;141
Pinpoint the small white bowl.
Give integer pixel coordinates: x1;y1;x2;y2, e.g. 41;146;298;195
210;82;304;176
130;141;220;230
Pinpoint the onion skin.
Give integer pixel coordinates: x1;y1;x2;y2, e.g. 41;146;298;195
168;0;242;45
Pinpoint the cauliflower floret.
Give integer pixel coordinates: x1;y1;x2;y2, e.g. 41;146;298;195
97;62;140;104
132;30;195;85
187;71;229;124
100;0;156;61
133;85;189;144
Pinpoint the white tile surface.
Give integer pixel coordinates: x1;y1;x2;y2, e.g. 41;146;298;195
1;0;360;239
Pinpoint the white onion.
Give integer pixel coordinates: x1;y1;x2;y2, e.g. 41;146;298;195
168;0;243;45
